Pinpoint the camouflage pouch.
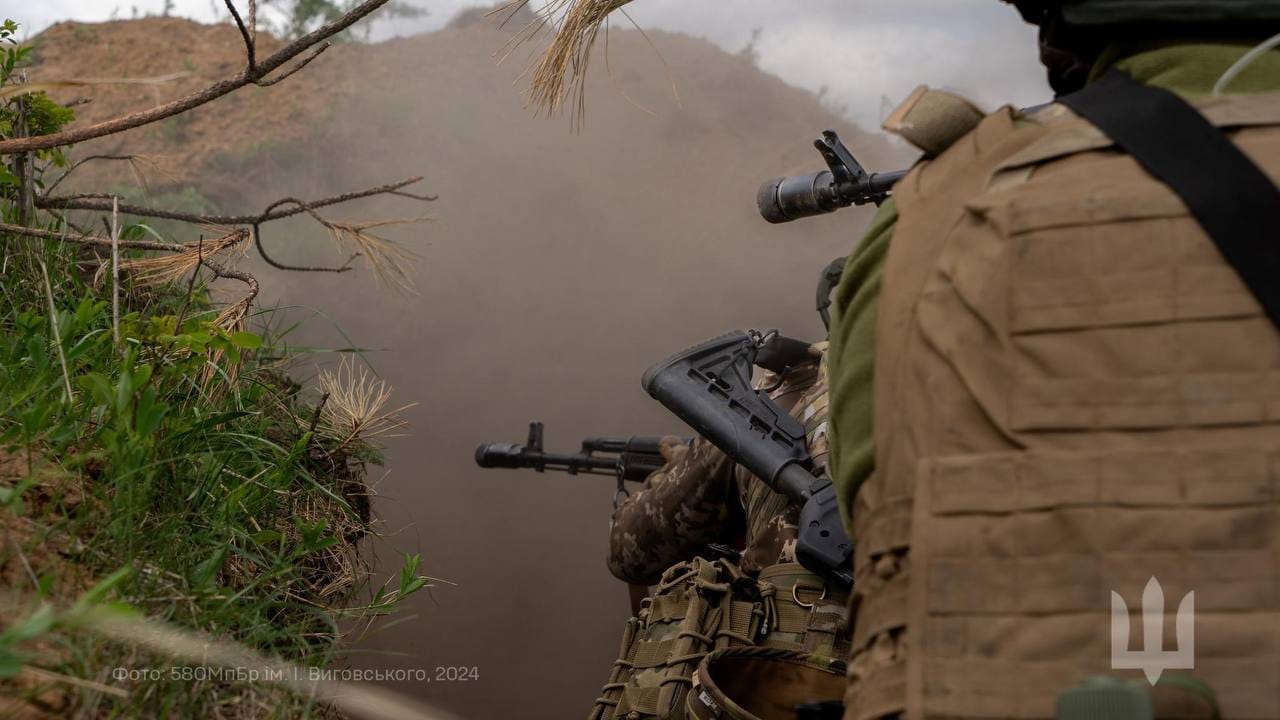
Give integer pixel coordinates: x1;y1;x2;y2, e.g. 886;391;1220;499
755;563;849;659
589;558;768;720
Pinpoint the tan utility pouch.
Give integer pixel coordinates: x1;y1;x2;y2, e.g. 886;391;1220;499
590;560;849;720
590;558;766;720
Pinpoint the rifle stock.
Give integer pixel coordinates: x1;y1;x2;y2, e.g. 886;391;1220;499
641;331;853;587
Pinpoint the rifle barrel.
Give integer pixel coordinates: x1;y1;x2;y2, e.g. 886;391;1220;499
475;433;678;483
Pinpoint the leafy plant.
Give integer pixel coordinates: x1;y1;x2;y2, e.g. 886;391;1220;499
0;16;429;718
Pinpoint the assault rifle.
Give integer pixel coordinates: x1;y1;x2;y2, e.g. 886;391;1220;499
475;421;680;487
643;330;853;587
474;333;816;487
476;332;850;586
757;129;907;224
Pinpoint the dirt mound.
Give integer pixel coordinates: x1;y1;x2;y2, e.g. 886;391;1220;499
30;18;357;187
29;14;902;719
30;15;897;194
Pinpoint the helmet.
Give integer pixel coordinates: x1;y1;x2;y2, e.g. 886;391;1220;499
1003;0;1280;94
1008;0;1280;26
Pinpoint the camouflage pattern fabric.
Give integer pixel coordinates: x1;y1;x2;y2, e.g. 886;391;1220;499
608;344;831;584
606;436;740;586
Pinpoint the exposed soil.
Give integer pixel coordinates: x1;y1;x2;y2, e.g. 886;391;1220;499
0;451;94;720
30;17;357;188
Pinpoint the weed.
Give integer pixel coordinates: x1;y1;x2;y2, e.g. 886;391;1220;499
0;17;428;718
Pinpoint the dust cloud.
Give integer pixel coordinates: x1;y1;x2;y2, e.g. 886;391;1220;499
80;14;907;718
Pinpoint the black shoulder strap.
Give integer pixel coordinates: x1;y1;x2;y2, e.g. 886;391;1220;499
1058;69;1280;327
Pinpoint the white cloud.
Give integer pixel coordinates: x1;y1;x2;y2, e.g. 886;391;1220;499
6;0;1052;129
612;0;1050;127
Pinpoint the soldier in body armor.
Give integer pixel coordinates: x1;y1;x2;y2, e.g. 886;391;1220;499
824;2;1280;718
608;349;827;584
504;0;1279;716
592;344;851;720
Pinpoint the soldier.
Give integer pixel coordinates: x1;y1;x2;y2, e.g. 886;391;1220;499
607;349;824;584
825;2;1280;718
592;344;852;719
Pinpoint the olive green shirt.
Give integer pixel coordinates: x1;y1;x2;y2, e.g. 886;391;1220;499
826;39;1280;534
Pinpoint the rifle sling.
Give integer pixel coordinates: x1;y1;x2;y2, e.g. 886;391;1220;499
1058;68;1280;328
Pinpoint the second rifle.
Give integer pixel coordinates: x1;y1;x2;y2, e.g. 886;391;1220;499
475;421;684;486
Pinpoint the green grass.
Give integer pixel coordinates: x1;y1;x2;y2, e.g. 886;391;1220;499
0;17;426;715
0;221;425;717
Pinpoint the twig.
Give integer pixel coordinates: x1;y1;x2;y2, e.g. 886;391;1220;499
248;0;258;50
41;179;432;278
309;393;331;434
305;391;332;452
14;88;31;226
224;0;256;70
253;197;359;273
111;196;120;347
174;235;204;332
38;256;75;404
37;177;431;225
204;259;259;294
253;223;357;273
19;666;129;699
257;43;329;88
2;528;40;590
44;154;144;196
204;257;261;328
0;221;246;253
0;0;393;154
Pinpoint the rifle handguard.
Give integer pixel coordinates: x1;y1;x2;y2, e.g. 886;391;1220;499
475;442;525;469
475;423;674;482
642;331;853;586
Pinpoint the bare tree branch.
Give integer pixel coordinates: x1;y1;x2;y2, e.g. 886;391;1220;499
253;198;359;273
37;178;431;280
37;177;432;224
45;154;142;196
205;258;259;296
0;0;392;154
0;221;247;253
204;257;261;329
224;0;257;70
174;235;205;331
257;43;329;88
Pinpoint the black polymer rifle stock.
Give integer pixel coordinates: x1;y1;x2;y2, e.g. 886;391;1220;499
475;421;681;484
642;330;853;587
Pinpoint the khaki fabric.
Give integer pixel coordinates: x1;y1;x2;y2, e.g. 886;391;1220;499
845;91;1280;720
593;558;849;720
687;648;847;720
883;86;987;158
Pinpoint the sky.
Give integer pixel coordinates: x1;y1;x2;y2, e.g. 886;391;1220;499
4;0;1052;130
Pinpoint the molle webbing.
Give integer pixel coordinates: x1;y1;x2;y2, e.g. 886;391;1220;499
590;558;763;720
757;563;849;658
853;89;1280;719
590;559;848;720
1058;69;1280;328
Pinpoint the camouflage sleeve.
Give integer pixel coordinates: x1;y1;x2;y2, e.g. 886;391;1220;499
606;436;738;585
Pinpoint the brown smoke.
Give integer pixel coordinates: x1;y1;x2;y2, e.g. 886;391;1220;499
34;12;906;718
